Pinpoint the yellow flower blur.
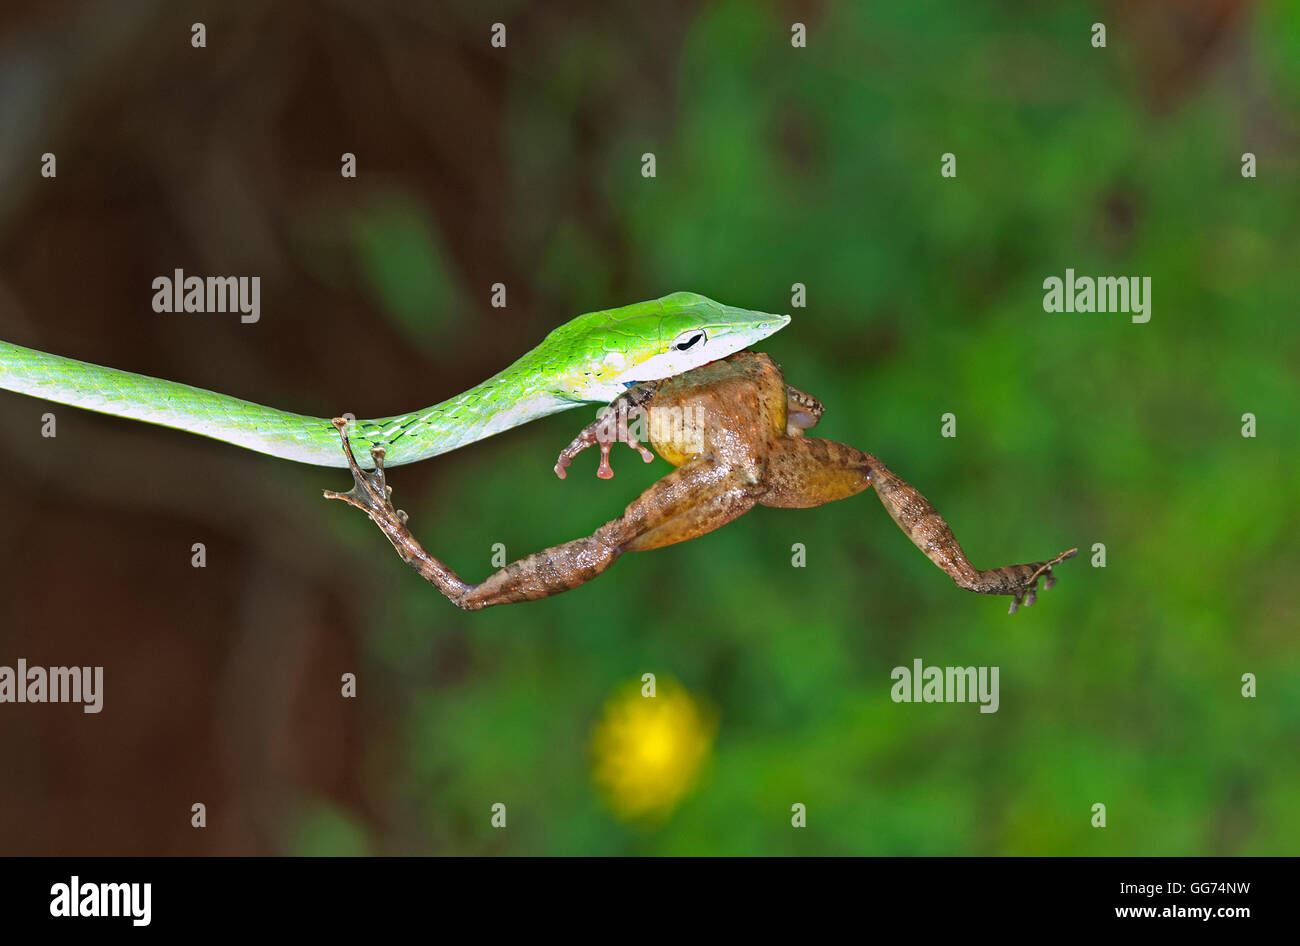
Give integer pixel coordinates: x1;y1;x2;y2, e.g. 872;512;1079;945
591;679;716;821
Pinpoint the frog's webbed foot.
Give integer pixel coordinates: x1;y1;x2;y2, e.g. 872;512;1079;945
554;382;658;480
322;417;408;526
1006;547;1078;614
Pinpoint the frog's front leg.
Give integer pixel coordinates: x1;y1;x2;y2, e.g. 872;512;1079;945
761;437;1076;613
784;384;824;436
554;380;658;479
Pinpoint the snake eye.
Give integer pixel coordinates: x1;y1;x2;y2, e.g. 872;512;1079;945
672;331;706;352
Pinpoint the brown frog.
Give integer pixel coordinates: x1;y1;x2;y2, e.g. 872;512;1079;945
325;351;1075;612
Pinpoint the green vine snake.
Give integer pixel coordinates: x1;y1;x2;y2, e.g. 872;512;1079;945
0;291;790;467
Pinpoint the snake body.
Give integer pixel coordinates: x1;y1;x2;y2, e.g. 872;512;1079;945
0;293;789;467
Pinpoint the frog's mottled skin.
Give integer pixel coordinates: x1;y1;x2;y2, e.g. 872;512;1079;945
326;351;1075;612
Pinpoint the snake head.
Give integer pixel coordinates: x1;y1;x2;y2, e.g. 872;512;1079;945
550;291;791;403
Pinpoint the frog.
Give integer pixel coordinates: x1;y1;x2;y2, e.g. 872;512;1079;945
325;350;1075;612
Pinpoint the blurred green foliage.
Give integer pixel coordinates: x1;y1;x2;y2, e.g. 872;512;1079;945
296;0;1299;855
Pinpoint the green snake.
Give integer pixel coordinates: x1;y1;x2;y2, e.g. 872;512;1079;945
0;292;789;467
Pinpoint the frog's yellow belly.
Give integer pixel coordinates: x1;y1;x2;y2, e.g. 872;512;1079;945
646;351;787;467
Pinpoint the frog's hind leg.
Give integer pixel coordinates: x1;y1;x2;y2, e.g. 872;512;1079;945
760;438;1076;613
327;416;761;610
457;457;762;608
